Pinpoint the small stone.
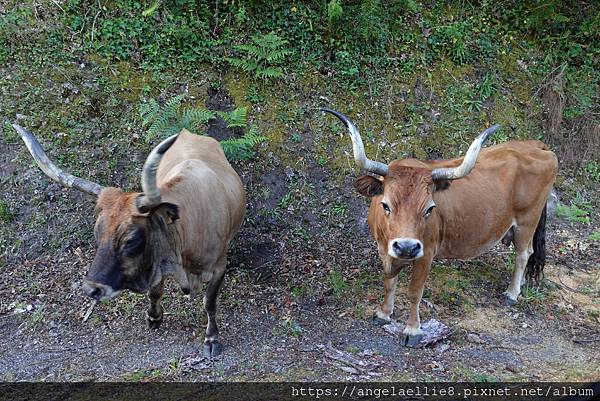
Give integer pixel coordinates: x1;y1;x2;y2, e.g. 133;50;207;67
506;364;521;373
435;343;450;353
467;333;485;344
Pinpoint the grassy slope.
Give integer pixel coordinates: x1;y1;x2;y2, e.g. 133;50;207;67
0;0;599;381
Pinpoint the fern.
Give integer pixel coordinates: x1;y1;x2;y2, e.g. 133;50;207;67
181;108;215;132
217;106;247;128
143;94;186;140
227;33;291;81
138;96;263;161
220;124;266;161
139;99;160;126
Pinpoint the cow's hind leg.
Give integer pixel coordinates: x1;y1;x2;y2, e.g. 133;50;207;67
504;226;535;306
203;258;227;358
146;279;164;329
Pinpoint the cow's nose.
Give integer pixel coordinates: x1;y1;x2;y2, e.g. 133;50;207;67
392;241;404;254
392;239;423;258
83;282;104;300
409;242;422;257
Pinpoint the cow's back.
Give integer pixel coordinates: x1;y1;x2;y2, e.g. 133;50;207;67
155;129;245;272
156;129;228;178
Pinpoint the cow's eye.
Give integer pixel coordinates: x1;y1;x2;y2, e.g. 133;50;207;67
424;204;436;218
123;230;146;257
381;202;391;216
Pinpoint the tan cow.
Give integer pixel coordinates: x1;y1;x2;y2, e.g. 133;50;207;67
13;126;245;356
322;108;558;347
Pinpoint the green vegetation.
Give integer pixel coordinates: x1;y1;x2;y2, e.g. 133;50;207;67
289;283;314;300
328;268;349;300
272;317;303;337
220;125;265;161
556;204;590;224
139;95;264;161
0;200;12;222
585;161;600;182
1;0;597;170
556;194;592;224
227;33;291;81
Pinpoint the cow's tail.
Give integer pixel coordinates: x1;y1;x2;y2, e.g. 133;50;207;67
525;192;554;284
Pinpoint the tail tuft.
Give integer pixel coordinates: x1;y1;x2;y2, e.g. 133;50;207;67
526;204;547;284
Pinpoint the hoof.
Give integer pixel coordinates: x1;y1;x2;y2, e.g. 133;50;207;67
203;339;223;358
146;312;163;330
371;314;391;326
502;294;518;307
402;333;424;348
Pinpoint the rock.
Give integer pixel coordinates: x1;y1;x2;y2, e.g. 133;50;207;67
383;319;452;348
435;343;450;353
467;333;486;344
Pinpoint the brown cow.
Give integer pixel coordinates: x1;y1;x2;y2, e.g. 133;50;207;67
13;126;246;356
322;108;558;347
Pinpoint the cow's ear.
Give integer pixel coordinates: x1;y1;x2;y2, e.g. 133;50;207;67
433;179;451;192
355;175;383;197
152;202;180;224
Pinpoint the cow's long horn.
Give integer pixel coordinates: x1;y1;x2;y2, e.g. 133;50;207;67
321;108;389;176
138;134;179;209
13;123;104;196
431;124;501;180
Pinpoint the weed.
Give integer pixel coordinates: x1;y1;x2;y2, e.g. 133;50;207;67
28;307;45;327
272;318;302;337
328;268;349;300
577;285;595;296
589;230;600;241
587;310;600;322
330;201;348;217
227;33;291;81
429;21;474;64
167;357;182;375
471;372;499;382
289;284;314;300
584;161;600;182
277;192;293;209
0;200;12;222
331;50;361;89
245;85;263;104
556;203;590;224
294;227;311;241
327;0;343;25
125;369;162;382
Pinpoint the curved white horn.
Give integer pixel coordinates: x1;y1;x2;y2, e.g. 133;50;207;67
138;134;179;209
321;108;389;176
13;123;104;196
431;124;501;181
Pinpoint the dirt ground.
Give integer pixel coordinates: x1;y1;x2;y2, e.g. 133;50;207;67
1;83;599;383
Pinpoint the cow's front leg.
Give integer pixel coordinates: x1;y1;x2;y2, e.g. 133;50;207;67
403;255;432;347
373;252;402;325
203;265;226;358
146;279;164;329
373;274;398;325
